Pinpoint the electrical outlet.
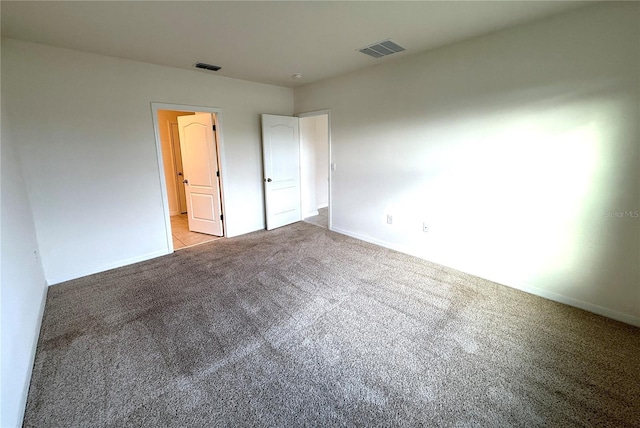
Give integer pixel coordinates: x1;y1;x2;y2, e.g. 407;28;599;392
387;215;393;224
422;222;429;232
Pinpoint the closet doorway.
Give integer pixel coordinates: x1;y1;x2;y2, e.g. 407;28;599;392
299;111;330;229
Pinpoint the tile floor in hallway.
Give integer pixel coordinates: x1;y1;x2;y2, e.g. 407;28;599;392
303;207;328;229
170;214;222;249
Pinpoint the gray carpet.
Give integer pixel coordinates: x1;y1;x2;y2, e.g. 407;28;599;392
24;222;640;427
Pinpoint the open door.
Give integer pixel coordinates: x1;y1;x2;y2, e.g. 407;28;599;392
170;122;188;214
177;113;223;236
261;114;301;230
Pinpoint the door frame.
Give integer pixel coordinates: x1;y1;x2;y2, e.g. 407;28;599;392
151;102;227;252
296;109;332;230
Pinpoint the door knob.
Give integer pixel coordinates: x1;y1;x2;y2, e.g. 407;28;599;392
265;178;272;182
177;172;183;176
183;179;189;184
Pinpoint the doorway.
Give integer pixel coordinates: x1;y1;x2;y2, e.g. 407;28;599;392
298;111;330;229
152;103;226;252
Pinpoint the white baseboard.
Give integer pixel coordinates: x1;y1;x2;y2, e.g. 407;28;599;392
16;282;48;427
47;249;169;285
502;281;640;327
317;203;328;209
331;226;640;328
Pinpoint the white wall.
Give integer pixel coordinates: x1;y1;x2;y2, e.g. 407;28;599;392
300;115;329;218
314;115;329;209
1;38;293;284
300;117;318;218
1;107;48;427
295;2;640;325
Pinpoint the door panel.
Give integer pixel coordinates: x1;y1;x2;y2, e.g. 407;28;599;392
262;114;301;230
178;113;223;236
170;123;188;214
190;193;215;220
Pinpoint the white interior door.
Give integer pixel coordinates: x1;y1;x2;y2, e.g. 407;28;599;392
178;113;223;236
261;114;301;230
170;122;188;214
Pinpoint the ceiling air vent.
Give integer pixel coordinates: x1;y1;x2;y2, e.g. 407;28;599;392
358;39;406;59
194;62;221;71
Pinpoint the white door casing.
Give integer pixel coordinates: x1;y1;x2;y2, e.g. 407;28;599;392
261;114;301;230
178;113;223;236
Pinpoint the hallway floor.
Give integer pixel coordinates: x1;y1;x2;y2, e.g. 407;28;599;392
170;214;222;250
303;207;328;229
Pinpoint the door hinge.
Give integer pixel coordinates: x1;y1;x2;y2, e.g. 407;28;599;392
220;214;224;221
216;171;220;177
212;125;216;131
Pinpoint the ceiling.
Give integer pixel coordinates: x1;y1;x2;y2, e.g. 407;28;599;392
1;1;590;88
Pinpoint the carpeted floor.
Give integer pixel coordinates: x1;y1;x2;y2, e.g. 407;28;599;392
24;222;640;427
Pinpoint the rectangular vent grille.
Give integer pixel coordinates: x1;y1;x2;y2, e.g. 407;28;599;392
359;40;406;59
194;62;221;71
